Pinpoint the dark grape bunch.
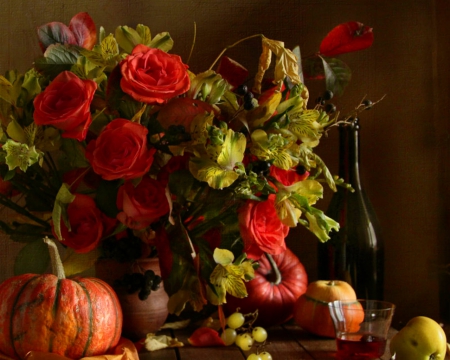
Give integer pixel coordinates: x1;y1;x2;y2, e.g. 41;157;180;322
114;270;162;300
236;84;258;110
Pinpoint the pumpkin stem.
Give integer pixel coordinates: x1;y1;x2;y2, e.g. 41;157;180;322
265;253;282;285
43;236;66;280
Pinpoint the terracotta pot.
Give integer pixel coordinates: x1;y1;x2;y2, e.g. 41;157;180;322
95;258;169;341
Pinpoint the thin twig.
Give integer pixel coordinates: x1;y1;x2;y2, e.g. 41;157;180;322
186;22;197;66
208;34;263;71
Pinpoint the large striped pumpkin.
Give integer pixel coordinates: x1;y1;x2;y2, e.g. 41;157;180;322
0;238;123;360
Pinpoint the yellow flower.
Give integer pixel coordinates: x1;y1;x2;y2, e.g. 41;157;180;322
208;249;255;305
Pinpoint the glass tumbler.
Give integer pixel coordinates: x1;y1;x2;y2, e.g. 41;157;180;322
328;299;395;360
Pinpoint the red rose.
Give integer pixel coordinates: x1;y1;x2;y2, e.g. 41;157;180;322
85;119;156;180
120;44;190;104
270;165;309;186
0;175;16;197
53;194;115;253
116;176;170;230
33;71;97;141
238;194;289;260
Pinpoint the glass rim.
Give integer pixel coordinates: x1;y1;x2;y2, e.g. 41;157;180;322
328;299;396;311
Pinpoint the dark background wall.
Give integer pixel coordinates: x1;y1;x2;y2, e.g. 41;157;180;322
0;0;448;329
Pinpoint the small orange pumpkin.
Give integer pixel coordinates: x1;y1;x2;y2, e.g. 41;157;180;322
0;238;123;360
293;280;359;338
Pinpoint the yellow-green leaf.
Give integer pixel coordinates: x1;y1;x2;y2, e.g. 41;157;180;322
246;91;282;128
115;25;142;53
136;24;152;46
6;119;27;144
63;247;100;276
213;248;234;265
149;32;173;52
305;209;340;242
52;183;76;241
189;157;239;189
0;75;13;104
286;179;324;205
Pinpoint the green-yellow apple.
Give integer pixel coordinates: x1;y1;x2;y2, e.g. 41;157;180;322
390;316;447;360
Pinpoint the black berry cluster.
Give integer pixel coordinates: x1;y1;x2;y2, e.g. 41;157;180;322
114;269;162;300
236;85;257;110
316;90;336;114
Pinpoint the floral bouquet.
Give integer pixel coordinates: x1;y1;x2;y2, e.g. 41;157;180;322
0;13;374;314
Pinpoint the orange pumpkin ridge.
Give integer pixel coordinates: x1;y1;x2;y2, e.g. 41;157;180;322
0;238;123;360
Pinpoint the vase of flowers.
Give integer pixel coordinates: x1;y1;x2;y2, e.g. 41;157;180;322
95;257;169;340
0;12;376;327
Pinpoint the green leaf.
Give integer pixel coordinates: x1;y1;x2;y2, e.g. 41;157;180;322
14;240;50;275
321;57;352;96
18;69;42;106
52;183;76;241
34;44;80;78
95;179;121;218
37;21;75;50
292;45;304;84
115;26;142;53
61;138;90;168
168;169;195;204
149;32;173;52
136;24;151;46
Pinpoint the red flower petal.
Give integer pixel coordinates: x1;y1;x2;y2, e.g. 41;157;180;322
319;21;374;57
216;56;249;89
188;327;225;347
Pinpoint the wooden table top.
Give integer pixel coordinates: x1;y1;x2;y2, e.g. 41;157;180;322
139;323;398;360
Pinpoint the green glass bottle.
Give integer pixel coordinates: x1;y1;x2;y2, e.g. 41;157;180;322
317;118;385;300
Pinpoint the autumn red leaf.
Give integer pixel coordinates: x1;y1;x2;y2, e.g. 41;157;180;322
156;97;216;130
68;12;97;50
319;21;374;57
37;12;97;52
188;327;225;347
216;56;249;89
37;22;77;52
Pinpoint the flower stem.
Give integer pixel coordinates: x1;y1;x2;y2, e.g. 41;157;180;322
208;34;263;70
265;253;282;285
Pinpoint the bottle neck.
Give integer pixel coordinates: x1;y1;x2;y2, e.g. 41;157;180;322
339;119;362;191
